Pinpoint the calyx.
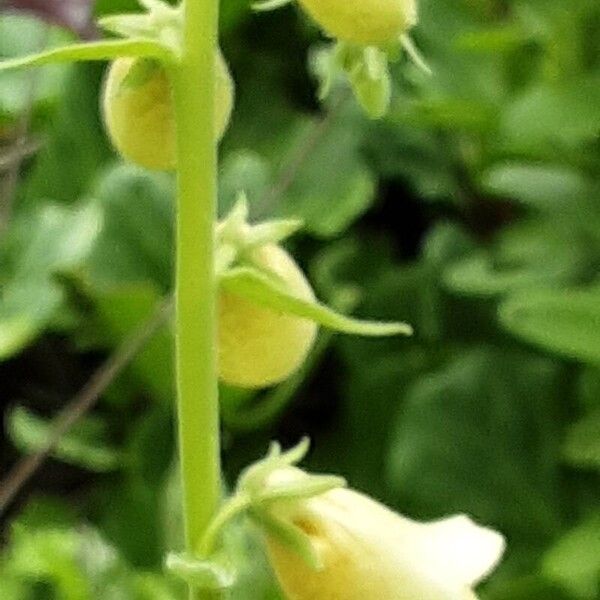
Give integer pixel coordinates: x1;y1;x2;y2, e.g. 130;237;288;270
98;0;184;55
216;193;303;275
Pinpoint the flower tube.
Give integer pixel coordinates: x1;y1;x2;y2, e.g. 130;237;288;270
262;468;505;600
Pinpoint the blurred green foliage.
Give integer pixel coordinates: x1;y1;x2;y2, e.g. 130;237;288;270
1;0;599;598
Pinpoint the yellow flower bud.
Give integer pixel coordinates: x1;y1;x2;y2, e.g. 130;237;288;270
263;469;505;600
102;52;234;171
298;0;418;47
218;244;318;388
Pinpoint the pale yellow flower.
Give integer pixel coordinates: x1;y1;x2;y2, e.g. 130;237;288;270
263;468;505;600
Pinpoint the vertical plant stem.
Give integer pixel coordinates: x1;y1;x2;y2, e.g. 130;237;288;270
172;0;221;597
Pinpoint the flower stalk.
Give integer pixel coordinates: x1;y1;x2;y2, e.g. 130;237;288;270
172;0;221;597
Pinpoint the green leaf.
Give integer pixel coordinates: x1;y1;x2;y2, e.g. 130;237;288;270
444;219;588;297
14;204;101;279
271;105;377;238
454;24;530;53
444;253;549;297
578;368;600;411
4;527;92;598
127;405;174;484
482;163;594;211
563;410;600;470
18;64;114;204
487;575;573;600
11;497;77;531
2;522;179;599
387;349;564;545
501;79;600;151
0;15;72;125
95;479;166;568
0;204;101;359
500;289;600;365
220;267;412;337
78;166;174;402
218;150;272;216
86;164;174;290
0;38;174;72
0;281;63;360
7;406;121;472
91;283;173;403
543;512;600;599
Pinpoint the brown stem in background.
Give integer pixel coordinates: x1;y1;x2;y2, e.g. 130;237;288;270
0;299;173;518
256;90;350;218
0;137;43;171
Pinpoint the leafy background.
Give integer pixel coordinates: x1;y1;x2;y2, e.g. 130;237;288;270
1;0;599;598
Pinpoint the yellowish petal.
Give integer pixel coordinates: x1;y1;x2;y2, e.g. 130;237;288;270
263;480;505;600
416;515;506;587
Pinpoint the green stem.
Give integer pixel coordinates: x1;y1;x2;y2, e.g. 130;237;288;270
199;494;251;557
172;0;221;598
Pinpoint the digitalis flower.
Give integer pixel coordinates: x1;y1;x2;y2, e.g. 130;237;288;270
261;467;505;600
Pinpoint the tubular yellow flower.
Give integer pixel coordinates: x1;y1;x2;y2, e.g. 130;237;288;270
263;468;505;600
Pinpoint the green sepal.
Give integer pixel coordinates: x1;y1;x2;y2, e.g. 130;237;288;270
244;219;305;248
313;42;392;118
196;442;344;559
218;192;250;234
138;0;173;12
400;35;433;76
349;48;392;118
220;267;413;337
165;553;235;591
217;193;303;248
0;39;175;73
195;439;346;571
249;507;323;571
98;0;182;51
312;46;336;102
313;37;430;118
337;43;392;119
252;0;294;12
239;439;345;506
239;441;345;572
99;14;156;39
274;437;311;468
216;193;305;273
238;438;311;494
215;244;239;276
257;475;346;505
8;406;121;473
